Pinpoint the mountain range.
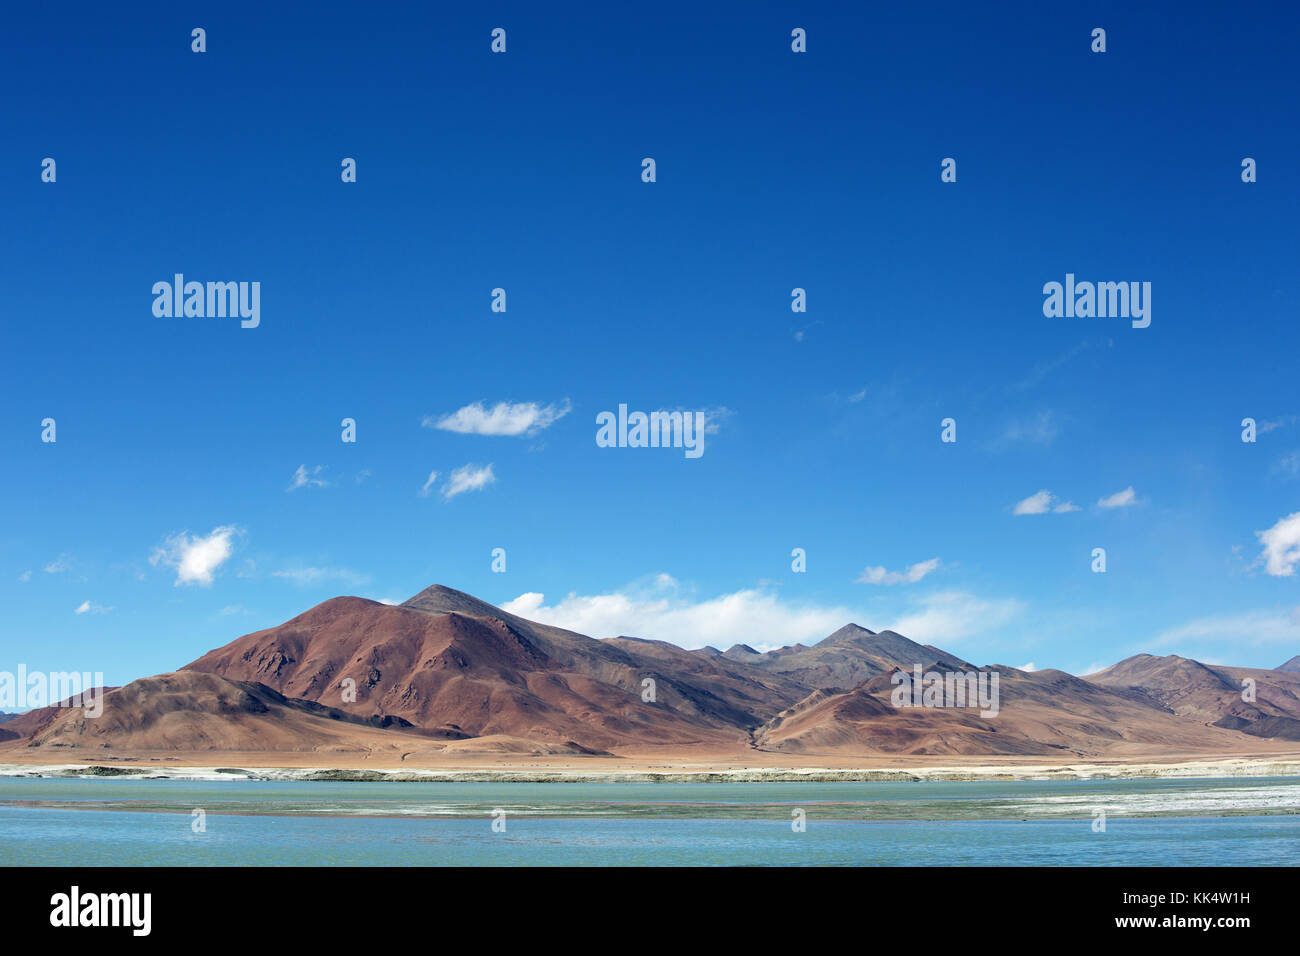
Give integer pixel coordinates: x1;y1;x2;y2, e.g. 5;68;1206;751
3;584;1299;762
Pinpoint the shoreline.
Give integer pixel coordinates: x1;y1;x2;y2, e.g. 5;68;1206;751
4;755;1300;783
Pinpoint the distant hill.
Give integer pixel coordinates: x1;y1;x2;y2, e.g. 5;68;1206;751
1087;654;1300;741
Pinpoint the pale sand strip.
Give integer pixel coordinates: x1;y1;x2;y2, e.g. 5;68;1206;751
4;755;1300;783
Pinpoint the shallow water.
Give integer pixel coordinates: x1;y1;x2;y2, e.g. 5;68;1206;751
2;776;1297;865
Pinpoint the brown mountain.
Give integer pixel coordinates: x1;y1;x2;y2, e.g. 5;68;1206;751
16;671;429;754
724;624;973;689
755;664;1260;757
4;584;1298;762
11;671;608;758
1087;654;1300;741
1278;656;1300;674
399;585;811;725
182;589;803;752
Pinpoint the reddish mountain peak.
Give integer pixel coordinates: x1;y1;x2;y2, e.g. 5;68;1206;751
401;584;503;618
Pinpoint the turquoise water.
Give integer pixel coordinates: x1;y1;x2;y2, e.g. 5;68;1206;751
2;776;1298;865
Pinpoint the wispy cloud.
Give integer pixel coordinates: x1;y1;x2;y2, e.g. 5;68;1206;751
44;554;71;574
74;600;111;615
1152;606;1300;648
287;465;329;491
857;557;941;586
18;570;31;582
997;410;1059;446
150;526;241;587
425;400;571;437
1257;512;1300;577
1272;451;1300;479
418;470;440;497
1097;486;1138;509
647;405;733;437
442;464;496;500
271;567;370;587
1259;415;1298;434
886;590;1025;645
1009;340;1098;393
1012;490;1079;515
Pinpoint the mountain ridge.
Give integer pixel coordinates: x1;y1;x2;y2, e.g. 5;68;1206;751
4;583;1299;761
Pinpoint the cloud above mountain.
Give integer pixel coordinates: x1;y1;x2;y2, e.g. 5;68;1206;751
501;577;1021;652
1152;605;1300;648
271;566;371;588
885;590;1025;645
857;557;941;585
150;526;241;587
502;578;861;650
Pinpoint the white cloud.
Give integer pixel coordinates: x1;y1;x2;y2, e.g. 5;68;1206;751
44;554;71;574
426;400;571;437
502;579;862;650
442;464;496;500
857;557;941;586
150;526;240;587
418;470;440;497
1019;661;1038;672
288;465;329;491
18;570;31;582
847;388;868;403
1097;486;1137;509
74;600;111;615
1013;490;1078;515
1152;606;1300;648
271;567;370;587
885;590;1024;645
1257;512;1300;577
501;578;1020;652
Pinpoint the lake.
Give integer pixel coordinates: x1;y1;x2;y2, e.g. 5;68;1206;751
2;775;1297;866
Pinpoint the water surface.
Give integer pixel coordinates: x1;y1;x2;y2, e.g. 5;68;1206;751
2;776;1296;865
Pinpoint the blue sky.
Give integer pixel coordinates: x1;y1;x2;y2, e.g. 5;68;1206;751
2;1;1298;690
